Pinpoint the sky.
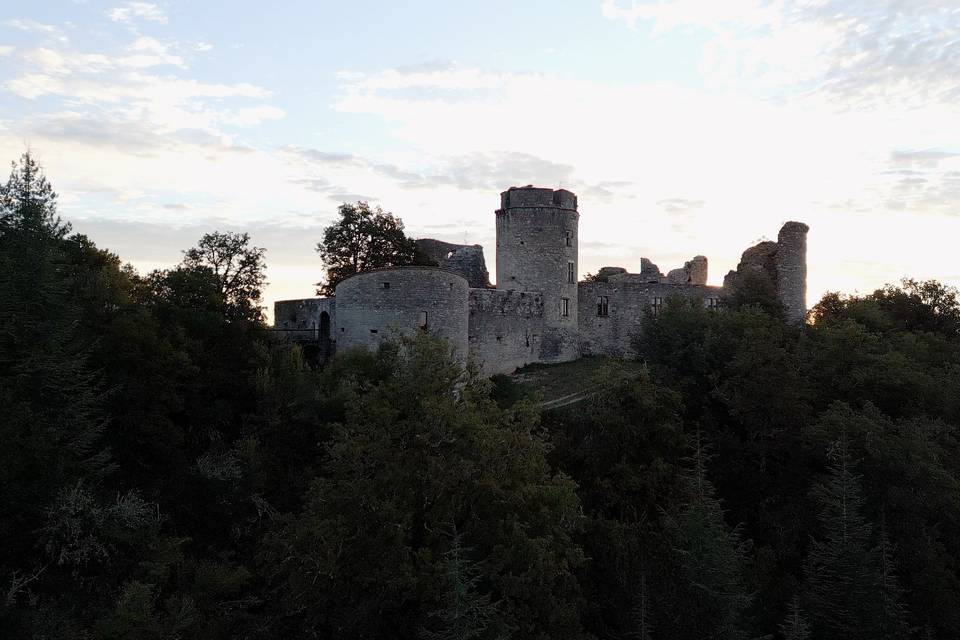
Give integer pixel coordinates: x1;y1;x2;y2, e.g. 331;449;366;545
2;1;959;318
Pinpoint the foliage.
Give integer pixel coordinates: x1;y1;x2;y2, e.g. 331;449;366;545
316;200;419;295
264;333;587;639
5;154;960;639
147;230;267;322
778;596;811;640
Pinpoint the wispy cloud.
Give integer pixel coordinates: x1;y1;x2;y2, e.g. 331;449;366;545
108;2;168;25
602;0;960;109
4;18;68;43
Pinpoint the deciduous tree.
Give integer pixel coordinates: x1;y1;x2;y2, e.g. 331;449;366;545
316;201;418;295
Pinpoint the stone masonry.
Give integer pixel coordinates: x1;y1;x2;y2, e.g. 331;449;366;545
275;186;810;375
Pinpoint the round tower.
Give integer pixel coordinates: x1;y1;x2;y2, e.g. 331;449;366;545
335;266;470;362
495;186;579;362
775;221;809;324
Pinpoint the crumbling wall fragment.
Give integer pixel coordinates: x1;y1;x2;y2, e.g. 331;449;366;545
415;238;490;289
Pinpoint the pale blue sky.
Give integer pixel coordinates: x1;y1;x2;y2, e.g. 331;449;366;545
2;1;959;313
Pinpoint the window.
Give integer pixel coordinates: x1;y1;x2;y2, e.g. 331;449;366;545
380;282;390;290
370;329;379;334
560;297;570;317
418;311;428;328
567;261;576;284
705;297;721;312
650;296;663;317
565;231;572;247
597;296;609;317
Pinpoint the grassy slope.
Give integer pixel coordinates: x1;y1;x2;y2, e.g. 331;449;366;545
493;357;645;409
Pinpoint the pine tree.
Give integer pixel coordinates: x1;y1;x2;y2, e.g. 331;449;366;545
778;596;810;640
630;571;654;640
662;433;752;640
0;152;111;627
803;427;907;640
873;522;909;640
804;428;872;639
421;533;501;640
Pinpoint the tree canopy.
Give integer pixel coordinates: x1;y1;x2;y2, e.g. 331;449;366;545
315;201;419;295
5;155;960;639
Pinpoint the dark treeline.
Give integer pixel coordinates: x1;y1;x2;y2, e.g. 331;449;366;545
2;153;960;639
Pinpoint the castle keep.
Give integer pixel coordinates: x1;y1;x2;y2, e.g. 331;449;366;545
274;186;809;375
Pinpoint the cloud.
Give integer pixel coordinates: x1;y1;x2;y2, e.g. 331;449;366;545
22;112;169;153
890;149;958;167
601;0;960;109
120;36;184;68
220;105;286;127
108;2;168;25
5;19;68;43
285;145;576;193
21;48;71;74
0;46;13;56
658;198;706;215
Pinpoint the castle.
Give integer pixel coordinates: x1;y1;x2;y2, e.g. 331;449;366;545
274;186;809;376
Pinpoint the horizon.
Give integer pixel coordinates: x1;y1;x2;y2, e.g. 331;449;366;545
2;1;959;319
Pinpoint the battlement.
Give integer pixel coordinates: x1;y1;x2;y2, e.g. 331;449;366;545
498;186;577;211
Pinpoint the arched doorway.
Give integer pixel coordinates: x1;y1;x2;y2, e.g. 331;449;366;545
319;311;330;341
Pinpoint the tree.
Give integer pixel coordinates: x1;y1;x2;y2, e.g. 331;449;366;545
0;151;66;236
180;231;266;321
420;533;501;640
803;422;908;640
316;201;418;295
0;152;157;635
778;596;810;640
266;333;586;639
660;435;753;640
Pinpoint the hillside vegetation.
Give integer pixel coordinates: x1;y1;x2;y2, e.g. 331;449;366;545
4;153;960;639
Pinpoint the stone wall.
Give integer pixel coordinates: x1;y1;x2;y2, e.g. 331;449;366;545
495;186;579;362
666;255;708;285
468;288;545;376
272;187;810;372
723;222;809;323
415;238;490;288
334;267;470;361
578;281;723;356
776;222;809;323
273;297;336;342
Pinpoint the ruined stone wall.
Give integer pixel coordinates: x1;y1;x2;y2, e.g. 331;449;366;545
776;222;809;323
273;297;336;342
578;281;723;356
495;186;579;362
468;288;545;376
334;267;470;361
415;238;490;288
723;222;809;323
666;255;708;285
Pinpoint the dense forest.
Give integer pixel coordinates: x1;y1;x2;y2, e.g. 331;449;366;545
3;151;960;639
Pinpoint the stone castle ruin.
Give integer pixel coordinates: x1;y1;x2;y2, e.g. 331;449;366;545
274;186;809;375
